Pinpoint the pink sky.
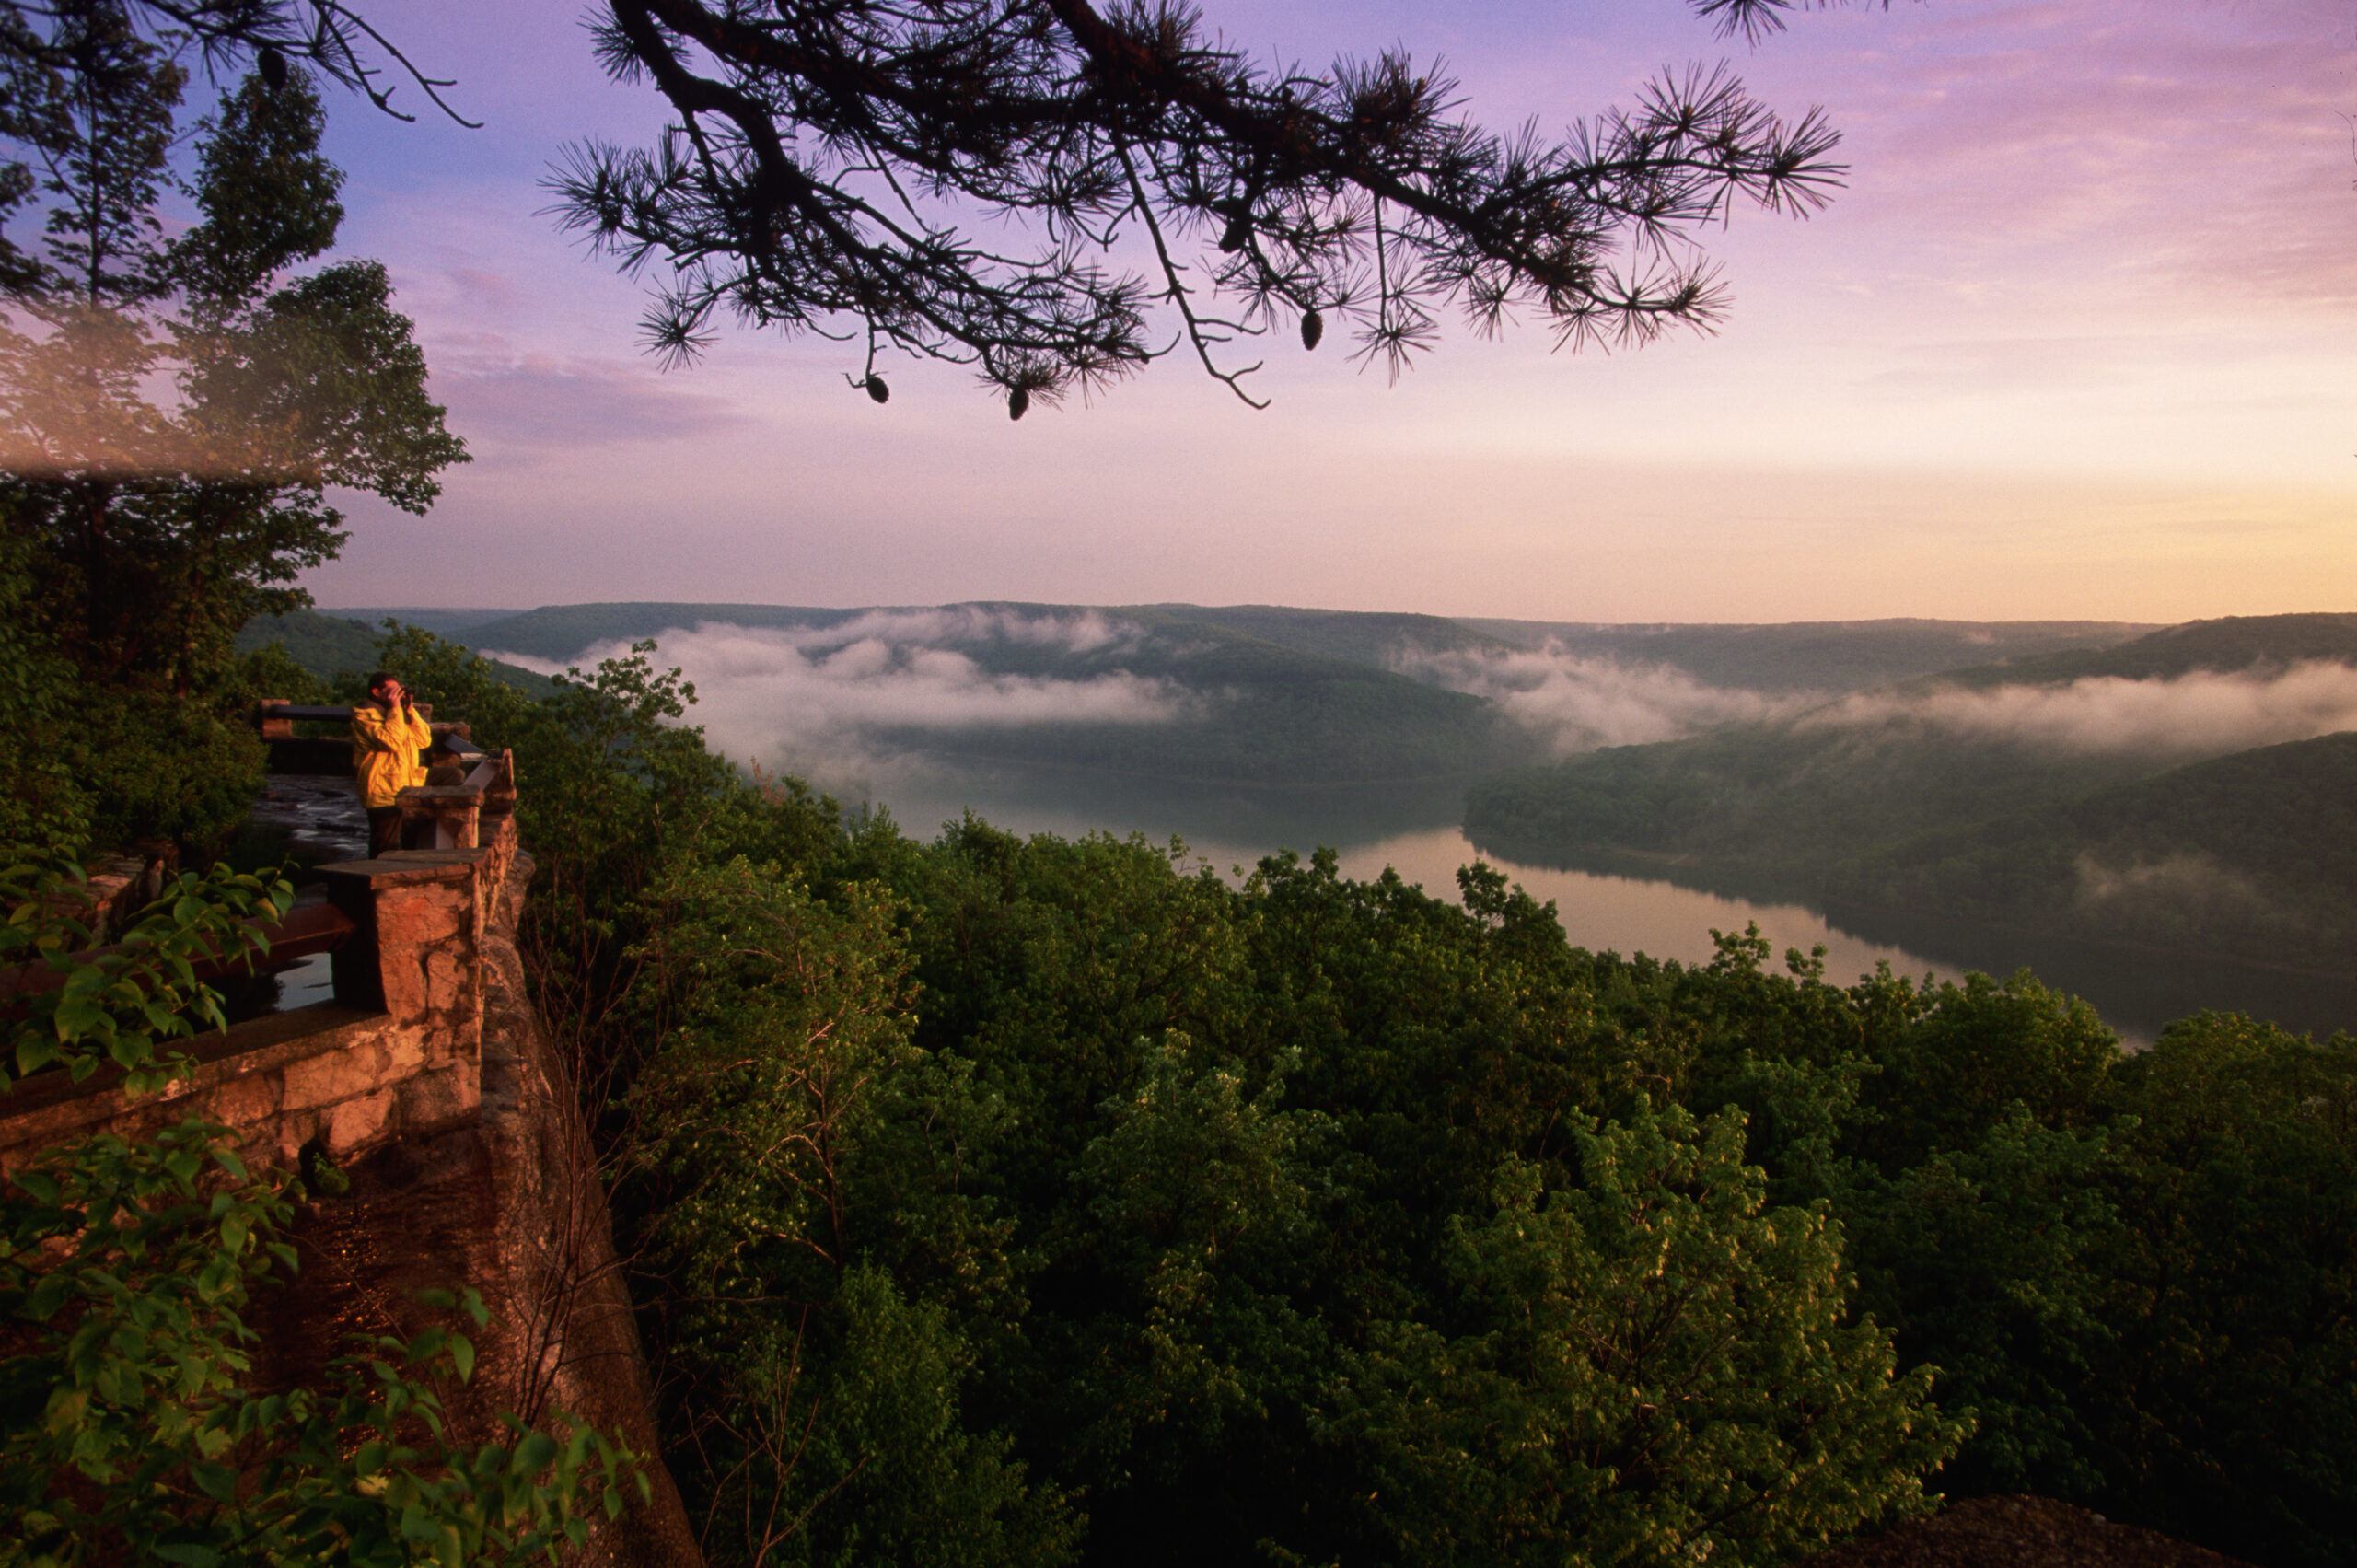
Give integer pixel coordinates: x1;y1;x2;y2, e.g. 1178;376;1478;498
298;0;2357;621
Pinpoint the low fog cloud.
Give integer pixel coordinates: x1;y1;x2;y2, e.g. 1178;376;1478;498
1813;661;2357;757
2073;852;2264;914
807;604;1140;656
1401;645;1808;756
486;609;1188;786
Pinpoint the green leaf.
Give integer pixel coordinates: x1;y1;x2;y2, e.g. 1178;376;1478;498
513;1432;560;1476
26;1269;75;1321
191;1459;238;1504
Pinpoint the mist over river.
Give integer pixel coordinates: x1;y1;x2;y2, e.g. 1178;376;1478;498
855;763;2357;1050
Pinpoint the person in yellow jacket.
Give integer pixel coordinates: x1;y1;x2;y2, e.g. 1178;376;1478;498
354;670;434;856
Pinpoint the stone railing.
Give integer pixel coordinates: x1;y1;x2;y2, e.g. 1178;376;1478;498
253;701;517;852
0;718;711;1565
0;714;522;1177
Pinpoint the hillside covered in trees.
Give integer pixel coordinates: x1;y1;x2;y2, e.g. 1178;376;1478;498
1824;732;2357;972
1461;618;2159;693
1465;615;2357;970
263;600;2224;794
261;601;1536;787
237;610;554;696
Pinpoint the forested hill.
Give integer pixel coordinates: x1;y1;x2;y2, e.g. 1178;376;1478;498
444;601;867;661
237;610;552;695
434;602;2168;790
303;600;1536;787
1824;732;2357;971
455;600;1517;671
451;601;2159;696
1459;617;2157;692
1126;604;1518;670
1464;611;2357;969
1917;611;2357;690
884;610;1524;785
1463;714;2171;877
255;604;2357;850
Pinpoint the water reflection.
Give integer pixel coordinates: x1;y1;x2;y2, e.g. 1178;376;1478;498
231;776;366;1017
1330;827;1958;989
1820;899;2357;1049
249;775;369;863
867;765;2357;1050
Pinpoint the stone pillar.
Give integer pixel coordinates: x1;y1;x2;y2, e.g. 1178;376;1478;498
397;784;484;851
318;849;487;1135
481;749;517;826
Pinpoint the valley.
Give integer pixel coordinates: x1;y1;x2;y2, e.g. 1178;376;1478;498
250;602;2357;1043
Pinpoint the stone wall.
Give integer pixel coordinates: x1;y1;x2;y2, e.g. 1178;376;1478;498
0;808;705;1567
246;843;705;1568
0;817;517;1179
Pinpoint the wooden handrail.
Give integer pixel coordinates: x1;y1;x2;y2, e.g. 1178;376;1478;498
253;702;488;779
0;901;359;1009
256;701;464;734
258;703;374;722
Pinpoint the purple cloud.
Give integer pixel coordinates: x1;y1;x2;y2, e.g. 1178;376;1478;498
434;355;753;460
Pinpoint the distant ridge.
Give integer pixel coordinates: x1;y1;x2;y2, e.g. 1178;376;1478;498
454;600;2166;696
456;602;863;661
235;609;553;695
1460;617;2159;693
457;600;1520;669
1919;613;2357;691
322;607;527;636
1826;731;2357;972
450;598;1527;787
1463;609;2357;966
1130;604;1518;670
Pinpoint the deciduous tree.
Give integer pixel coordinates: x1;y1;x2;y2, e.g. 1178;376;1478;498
0;18;463;697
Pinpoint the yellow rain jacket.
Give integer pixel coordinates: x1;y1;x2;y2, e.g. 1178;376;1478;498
352;701;435;809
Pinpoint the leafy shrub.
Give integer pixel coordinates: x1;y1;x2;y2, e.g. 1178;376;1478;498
0;856;646;1566
1;856;291;1094
0;1124;643;1568
71;689;267;856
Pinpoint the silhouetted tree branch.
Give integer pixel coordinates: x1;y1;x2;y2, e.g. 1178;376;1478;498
552;0;1849;412
0;0;470;123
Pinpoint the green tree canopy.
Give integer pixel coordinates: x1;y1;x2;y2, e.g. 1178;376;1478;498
0;17;464;699
0;5;466;852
